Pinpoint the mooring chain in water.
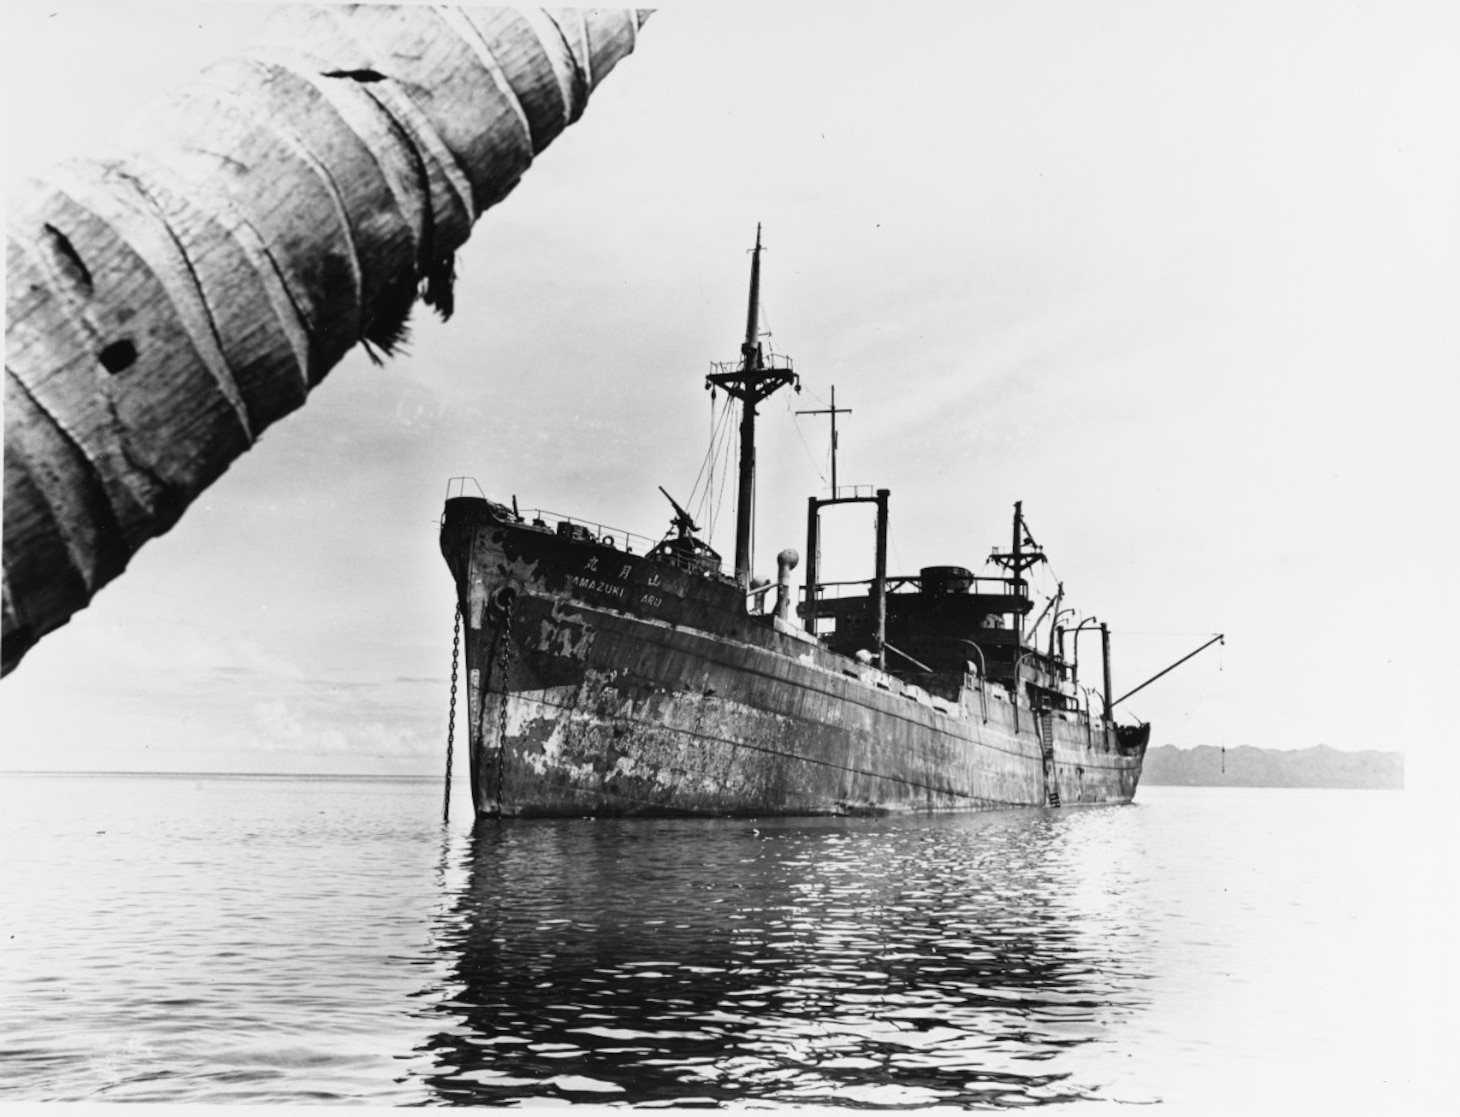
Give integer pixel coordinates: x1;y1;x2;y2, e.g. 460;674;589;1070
494;596;515;817
444;603;461;822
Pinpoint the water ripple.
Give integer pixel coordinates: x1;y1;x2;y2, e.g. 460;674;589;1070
417;809;1153;1107
3;775;1414;1108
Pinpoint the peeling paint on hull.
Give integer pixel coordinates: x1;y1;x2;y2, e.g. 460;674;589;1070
441;497;1145;818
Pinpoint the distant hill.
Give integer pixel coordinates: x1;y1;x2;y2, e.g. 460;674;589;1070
1141;744;1403;789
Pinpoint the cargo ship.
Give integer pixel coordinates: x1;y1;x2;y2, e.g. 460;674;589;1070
439;229;1152;818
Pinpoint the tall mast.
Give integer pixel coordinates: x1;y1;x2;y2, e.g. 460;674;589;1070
743;226;762;360
1012;501;1023;652
707;225;798;587
989;500;1045;723
1012;502;1024;714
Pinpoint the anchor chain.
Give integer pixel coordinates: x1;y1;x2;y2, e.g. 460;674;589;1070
492;595;515;816
443;604;461;822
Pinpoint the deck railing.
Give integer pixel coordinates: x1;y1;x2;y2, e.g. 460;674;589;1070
805;573;1022;603
520;509;660;557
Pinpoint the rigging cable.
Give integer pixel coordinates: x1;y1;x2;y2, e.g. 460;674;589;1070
705;390;715;533
720;398;740;538
687;392;736;534
689;391;732;507
789;407;829;486
709;396;732;533
710;399;738;544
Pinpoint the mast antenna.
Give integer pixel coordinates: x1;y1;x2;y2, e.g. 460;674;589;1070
796;385;853;498
706;225;799;588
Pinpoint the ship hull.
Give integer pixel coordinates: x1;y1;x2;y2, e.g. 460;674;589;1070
442;497;1144;818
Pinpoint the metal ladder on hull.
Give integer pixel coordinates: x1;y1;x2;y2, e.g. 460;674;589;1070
1038;713;1061;807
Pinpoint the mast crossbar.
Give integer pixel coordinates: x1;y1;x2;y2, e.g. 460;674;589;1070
703;224;798;587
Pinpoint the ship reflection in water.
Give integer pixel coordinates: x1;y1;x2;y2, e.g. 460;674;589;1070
418;805;1153;1107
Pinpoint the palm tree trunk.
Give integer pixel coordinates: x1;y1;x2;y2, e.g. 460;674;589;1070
3;6;649;675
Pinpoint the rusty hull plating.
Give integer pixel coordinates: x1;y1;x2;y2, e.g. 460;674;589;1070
439;496;1147;819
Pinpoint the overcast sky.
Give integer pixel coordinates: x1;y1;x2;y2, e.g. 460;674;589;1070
3;0;1456;784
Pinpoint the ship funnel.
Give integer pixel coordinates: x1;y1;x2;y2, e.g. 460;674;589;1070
775;549;800;621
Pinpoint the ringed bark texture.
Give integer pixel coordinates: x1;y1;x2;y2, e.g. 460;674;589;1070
3;6;649;676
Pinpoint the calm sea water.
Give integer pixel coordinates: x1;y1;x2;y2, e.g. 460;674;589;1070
0;773;1432;1109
